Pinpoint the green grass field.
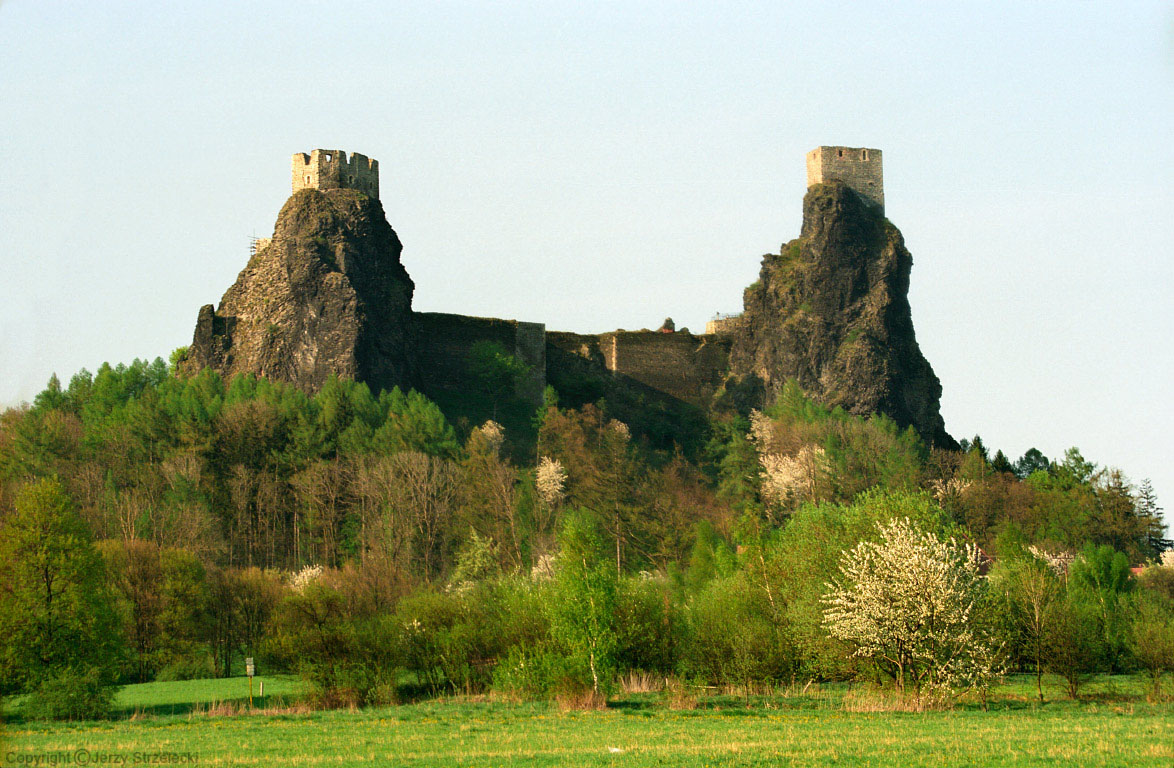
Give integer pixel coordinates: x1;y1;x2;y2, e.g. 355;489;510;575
4;675;1173;767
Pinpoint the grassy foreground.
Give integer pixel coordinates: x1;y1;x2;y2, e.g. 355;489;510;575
5;676;1173;767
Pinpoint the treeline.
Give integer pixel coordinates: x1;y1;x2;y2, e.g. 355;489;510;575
0;359;1170;717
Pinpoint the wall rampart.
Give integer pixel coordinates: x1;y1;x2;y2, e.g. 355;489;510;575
414;312;546;403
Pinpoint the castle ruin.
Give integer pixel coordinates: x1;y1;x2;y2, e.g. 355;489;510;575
198;144;957;444
805;146;883;211
292;149;379;198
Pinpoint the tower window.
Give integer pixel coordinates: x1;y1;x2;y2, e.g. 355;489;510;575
324;153;332;162
863;150;869;160
838;149;843;158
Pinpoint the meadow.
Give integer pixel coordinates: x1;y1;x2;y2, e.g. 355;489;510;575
4;675;1172;767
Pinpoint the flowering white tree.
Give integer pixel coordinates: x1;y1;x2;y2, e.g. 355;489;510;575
290;564;324;592
1027;545;1075;578
748;409;827;511
476;420;505;456
536;456;567;508
822;518;1002;697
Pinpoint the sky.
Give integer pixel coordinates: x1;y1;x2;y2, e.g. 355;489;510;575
1;2;1171;522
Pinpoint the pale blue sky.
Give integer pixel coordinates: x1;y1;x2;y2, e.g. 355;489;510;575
1;2;1171;520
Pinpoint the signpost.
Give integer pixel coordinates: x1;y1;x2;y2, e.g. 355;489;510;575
246;657;255;708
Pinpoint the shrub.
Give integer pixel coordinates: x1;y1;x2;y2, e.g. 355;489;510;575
684;573;794;689
491;646;596;702
154;651;216;682
23;667;114;721
1131;594;1174;699
614;576;679;675
266;583;401;708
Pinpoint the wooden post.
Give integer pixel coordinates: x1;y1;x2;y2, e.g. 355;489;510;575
246;657;255;709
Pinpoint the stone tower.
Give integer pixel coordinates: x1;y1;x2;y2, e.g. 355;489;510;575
291;149;379;199
805;146;883;211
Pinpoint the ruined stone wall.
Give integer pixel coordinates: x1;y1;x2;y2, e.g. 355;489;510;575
546;329;731;407
705;315;744;335
604;331;731;405
806;146;883;210
414;312;546;402
292;149;379;198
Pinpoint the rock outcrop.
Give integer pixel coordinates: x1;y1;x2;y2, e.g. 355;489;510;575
729;181;953;447
185;188;414;393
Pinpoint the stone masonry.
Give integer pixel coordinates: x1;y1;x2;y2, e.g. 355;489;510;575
805;146;883;211
292;149;379;198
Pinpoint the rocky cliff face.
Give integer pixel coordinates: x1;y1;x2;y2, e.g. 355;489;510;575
729;181;953;447
185;188;414;393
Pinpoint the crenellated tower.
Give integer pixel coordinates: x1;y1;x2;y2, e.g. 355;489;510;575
805;146;883;211
291;149;379;199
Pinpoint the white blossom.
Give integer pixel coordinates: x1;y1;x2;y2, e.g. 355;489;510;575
1027;545;1075;578
530;553;556;582
290;564;323;592
536;456;567;508
822;518;1003;695
607;419;630;442
748;409;776;453
477;420;505;456
929;478;972;503
760;445;827;507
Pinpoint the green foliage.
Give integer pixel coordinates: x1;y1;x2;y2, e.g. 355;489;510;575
22;666;114;721
466;341;531;417
614;576;678;674
546;511;619;694
1131;590;1174;697
0;479;122;695
684;572;795;688
1045;593;1103;698
265;581;400;707
1069;544;1135;671
1;357;1169;708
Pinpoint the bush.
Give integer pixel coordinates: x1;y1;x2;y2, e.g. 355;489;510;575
684;573;794;689
1131;594;1174;698
23;667;114;721
614;576;679;675
266;583;402;708
154;651;216;682
491;646;585;700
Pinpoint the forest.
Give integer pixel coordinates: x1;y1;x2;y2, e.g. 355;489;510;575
1;354;1171;718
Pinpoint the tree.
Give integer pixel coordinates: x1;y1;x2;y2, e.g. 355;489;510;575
546;511;618;696
99;538;164;682
1131;593;1174;698
822;517;1001;698
1014;448;1050;479
461;422;525;569
1068;543;1133;672
466;341;531;419
1044;594;1101;698
991;552;1062;702
0;479;121;697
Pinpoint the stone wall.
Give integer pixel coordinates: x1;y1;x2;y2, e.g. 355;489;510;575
705;315;744;336
414;312;546;402
545;329;731;407
292;149;380;199
805;146;883;210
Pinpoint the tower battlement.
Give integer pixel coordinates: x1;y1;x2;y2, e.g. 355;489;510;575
806;146;883;211
292;149;379;199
